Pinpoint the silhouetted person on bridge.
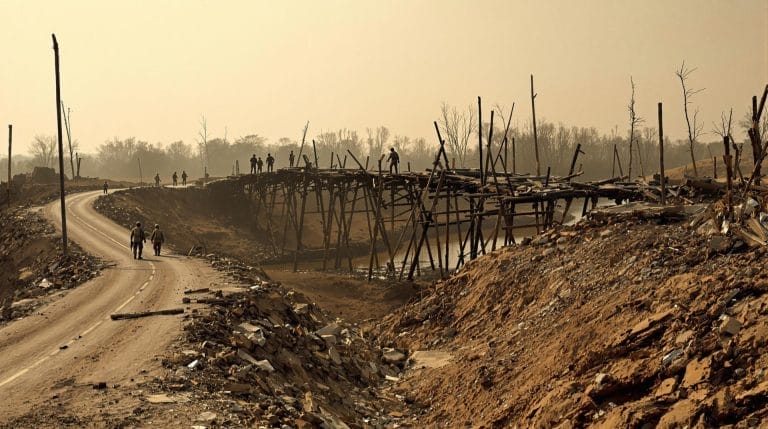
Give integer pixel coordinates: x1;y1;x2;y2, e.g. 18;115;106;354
154;173;161;187
130;221;146;259
250;154;257;174
181;170;188;186
289;150;295;167
150;224;165;256
266;153;275;172
387;148;400;174
257;157;264;173
172;171;178;186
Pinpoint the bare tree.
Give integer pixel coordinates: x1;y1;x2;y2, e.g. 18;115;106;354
365;126;390;160
627;77;645;178
30;135;57;168
676;61;705;177
438;102;476;168
61;102;78;178
196;116;210;176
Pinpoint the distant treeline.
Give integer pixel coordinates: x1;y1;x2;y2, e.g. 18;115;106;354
0;118;759;183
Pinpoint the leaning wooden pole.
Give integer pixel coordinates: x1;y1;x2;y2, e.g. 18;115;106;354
477;96;484;185
658;102;666;205
7;124;11;207
723;135;733;217
53;34;68;253
531;74;541;176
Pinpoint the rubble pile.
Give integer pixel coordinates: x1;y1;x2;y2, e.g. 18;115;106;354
372;214;768;427
0;207;103;323
143;258;406;428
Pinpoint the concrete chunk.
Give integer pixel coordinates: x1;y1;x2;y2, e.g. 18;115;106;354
315;323;342;337
720;316;742;336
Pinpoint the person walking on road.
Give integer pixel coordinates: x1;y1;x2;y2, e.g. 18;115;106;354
181;170;188;186
130;221;146;259
266;153;275;172
172;171;178;187
150;224;165;256
103;181;109;195
387;147;400;174
289;150;295;167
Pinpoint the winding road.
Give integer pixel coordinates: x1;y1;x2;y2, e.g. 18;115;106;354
0;190;218;424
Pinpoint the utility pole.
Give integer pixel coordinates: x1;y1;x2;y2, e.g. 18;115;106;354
6;124;11;207
658;102;666;205
53;34;68;253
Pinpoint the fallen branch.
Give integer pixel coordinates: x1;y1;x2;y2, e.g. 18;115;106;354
110;308;184;320
182;297;233;305
183;287;210;295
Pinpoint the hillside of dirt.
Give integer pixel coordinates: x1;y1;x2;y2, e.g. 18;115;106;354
94;187;271;261
93;187;373;265
371;213;768;427
94;187;420;322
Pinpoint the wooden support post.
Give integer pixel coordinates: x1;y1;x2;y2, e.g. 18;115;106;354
531;74;541;176
658;102;666;205
292;172;309;271
723;135;733;218
478;96;484;185
713;156;717;179
444;186;450;273
561;143;583;222
321;186;336;271
312;139;319;171
511;137;516;174
53;34;68;254
613;144;624;177
6;124;11;207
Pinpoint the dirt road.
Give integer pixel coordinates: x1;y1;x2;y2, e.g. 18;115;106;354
0;190;220;425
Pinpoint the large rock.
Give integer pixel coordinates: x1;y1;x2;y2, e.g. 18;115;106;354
315;323;342;337
382;348;407;364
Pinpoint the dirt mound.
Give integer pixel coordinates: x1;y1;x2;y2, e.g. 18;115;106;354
0;206;103;324
371;216;768;427
95;187;274;264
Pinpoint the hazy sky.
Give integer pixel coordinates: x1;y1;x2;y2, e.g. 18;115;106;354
0;0;766;155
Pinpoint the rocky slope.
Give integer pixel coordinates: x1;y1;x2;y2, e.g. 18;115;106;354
372;214;768;428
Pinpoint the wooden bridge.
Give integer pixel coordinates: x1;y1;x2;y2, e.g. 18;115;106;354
207;142;647;280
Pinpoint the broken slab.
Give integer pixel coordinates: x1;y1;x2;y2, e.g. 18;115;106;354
409;350;453;369
238;350;276;372
315;323;342;337
382;348;407;364
719;316;742;336
682;357;712;388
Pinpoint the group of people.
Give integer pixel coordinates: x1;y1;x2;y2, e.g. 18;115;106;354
154;170;188;187
249;153;279;173
245;148;400;174
129;222;165;259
